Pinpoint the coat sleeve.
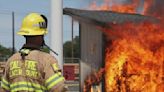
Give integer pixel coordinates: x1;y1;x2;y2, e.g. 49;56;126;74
43;55;67;92
1;61;10;91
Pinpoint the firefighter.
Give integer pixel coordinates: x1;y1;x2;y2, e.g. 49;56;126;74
1;13;67;92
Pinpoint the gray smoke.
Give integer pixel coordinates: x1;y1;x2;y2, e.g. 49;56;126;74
146;0;164;17
122;0;164;18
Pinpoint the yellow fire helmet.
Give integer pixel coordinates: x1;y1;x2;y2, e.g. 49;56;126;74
17;13;48;36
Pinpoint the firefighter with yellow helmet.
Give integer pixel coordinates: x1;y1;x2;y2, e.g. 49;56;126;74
1;13;67;92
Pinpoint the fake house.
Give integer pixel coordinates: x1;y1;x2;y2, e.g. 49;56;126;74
64;8;163;92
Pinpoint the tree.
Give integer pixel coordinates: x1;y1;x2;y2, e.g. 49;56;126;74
63;36;80;58
0;44;13;61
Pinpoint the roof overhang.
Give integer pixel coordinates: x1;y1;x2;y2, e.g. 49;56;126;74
63;8;159;27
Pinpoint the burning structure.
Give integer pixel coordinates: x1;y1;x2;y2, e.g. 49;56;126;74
63;0;164;92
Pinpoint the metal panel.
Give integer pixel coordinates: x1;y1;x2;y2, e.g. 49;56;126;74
80;23;103;70
80;61;92;91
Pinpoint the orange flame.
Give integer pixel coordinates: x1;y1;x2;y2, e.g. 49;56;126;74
88;0;141;14
88;0;159;16
103;22;164;91
142;0;154;14
86;0;164;92
83;68;105;92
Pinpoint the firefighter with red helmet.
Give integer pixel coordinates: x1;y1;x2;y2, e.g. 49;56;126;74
1;13;67;92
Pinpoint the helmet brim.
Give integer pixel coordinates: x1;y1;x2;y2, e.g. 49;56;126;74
17;28;48;36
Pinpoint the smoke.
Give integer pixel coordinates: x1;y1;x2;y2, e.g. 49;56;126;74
144;0;164;18
88;0;164;19
145;0;164;18
122;0;133;4
119;0;164;18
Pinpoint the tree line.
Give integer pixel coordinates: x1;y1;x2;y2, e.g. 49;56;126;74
0;36;80;61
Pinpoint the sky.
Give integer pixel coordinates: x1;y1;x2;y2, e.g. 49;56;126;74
0;0;92;50
0;0;51;50
0;0;131;51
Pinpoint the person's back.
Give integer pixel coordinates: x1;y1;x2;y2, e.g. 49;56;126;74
2;49;65;92
1;13;67;92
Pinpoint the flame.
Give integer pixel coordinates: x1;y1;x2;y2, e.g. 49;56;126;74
88;0;141;14
88;0;160;16
83;68;105;92
142;0;154;14
86;0;164;92
103;22;164;92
